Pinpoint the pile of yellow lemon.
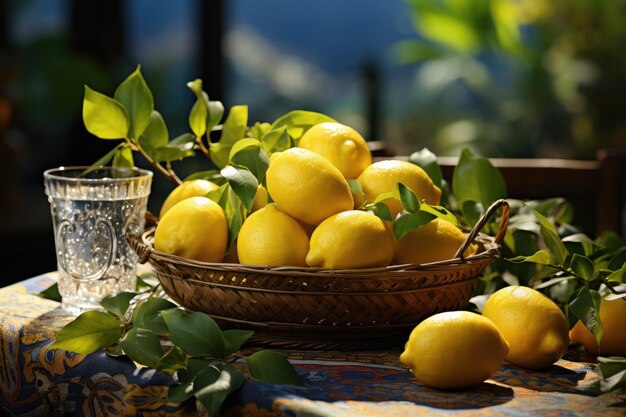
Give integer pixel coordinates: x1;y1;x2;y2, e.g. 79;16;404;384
153;121;474;269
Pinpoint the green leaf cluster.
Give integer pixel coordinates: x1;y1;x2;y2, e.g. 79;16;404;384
49;274;303;416
82;67;339;251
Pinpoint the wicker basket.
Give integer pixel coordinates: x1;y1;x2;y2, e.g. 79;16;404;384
129;199;510;350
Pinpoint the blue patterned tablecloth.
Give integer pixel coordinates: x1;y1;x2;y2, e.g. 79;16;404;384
1;272;625;417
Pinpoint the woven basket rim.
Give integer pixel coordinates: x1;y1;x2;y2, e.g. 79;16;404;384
136;227;500;275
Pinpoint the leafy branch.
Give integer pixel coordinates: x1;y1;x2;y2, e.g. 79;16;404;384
49;273;302;416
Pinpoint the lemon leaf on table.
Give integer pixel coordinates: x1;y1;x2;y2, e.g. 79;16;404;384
245;350;303;386
578;356;626;395
38;282;61;302
156;346;187;376
223;330;254;355
50;311;123;354
119;328;162;369
162;310;225;358
100;291;137;318
113;65;154;141
131;298;178;336
193;364;245;417
83;86;129;139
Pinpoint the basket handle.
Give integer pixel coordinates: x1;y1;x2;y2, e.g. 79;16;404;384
454;199;510;260
126;224;156;265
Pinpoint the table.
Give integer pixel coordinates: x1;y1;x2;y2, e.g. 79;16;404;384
1;272;625;417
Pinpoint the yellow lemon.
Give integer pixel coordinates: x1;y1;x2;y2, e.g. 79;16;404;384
482;286;569;370
306;210;394;269
265;147;353;225
400;311;509;389
298;122;372;179
358;160;442;219
251;184;268;213
237;204;309;267
154;196;228;263
394;218;477;265
569;295;626;356
159;179;220;218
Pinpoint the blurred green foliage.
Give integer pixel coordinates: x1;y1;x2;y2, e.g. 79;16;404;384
395;0;626;158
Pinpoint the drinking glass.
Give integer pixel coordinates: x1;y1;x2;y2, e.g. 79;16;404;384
43;166;153;314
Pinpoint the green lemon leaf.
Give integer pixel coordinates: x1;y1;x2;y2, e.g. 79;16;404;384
207;101;225;132
177;358;216;384
162;310;225;358
187;79;209;137
397;182;420;213
530;265;562;284
245;350;303;386
113;65;154;140
534;210;569;266
452;148;507;210
131;298;178;336
419;203;458;225
408;148;442;187
228;138;261;161
507;250;554;265
393;211;437;241
570;254;595;281
231;146;270;184
139;111;169;155
224;187;244;248
366;202;393;222
119;328;162;368
595;231;624;252
83;85;129;139
38;283;61;302
607;247;626;271
223;330;254;354
194;364;245;417
152;141;195;162
50;311;123;354
112;145;134;168
260;126;291;155
211;105;248;169
268;110;336;143
100;291;137;318
156;346;187;376
168;379;195;403
250;121;271;141
569;287;603;344
221;165;258;212
606;263;626;284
